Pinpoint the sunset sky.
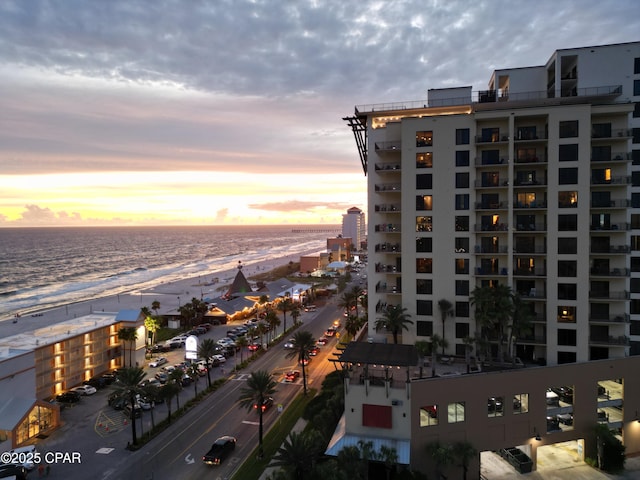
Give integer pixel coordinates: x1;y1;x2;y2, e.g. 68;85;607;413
1;1;639;226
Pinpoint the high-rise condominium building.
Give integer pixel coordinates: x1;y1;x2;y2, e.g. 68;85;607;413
342;206;366;250
337;42;640;477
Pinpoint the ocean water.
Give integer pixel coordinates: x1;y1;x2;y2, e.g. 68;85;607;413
0;225;337;319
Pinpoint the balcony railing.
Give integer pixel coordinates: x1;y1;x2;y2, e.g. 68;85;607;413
588;291;630;300
375;204;400;212
513;268;547;277
475;201;509;210
374;162;401;172
375;242;401;253
515;223;546;232
475;267;508;276
591;128;632;139
375;263;401;273
590;175;630;186
375;183;401;192
513;201;547;209
474;223;509;232
512;245;547;254
374;140;402;152
590;199;630;208
591;245;630;254
588;335;630;346
589;267;630;277
474;245;509;254
590;222;629;232
591;152;631;163
374;224;401;233
514;154;547;164
589;313;630;324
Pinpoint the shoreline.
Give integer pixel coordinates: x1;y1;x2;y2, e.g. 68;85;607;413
0;250;316;335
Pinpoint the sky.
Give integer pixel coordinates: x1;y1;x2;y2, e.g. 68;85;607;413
1;1;639;227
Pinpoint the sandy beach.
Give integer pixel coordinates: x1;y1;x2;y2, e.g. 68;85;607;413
0;250;312;337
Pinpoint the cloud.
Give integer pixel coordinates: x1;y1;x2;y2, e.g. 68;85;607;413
249;200;354;212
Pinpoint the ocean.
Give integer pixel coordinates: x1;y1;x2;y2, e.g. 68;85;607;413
0;225;337;320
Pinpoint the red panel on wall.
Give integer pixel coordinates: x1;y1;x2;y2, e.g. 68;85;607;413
362;404;392;429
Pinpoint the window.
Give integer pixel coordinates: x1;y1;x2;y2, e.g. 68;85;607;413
488;396;504;417
416;320;433;336
416;195;433;211
416;258;432;273
593;191;612;208
632;257;640;272
516;147;537;162
558;191;578;208
558;260;577;277
455;322;469;339
455;258;469;274
417;300;433;316
416;237;432;253
455;128;470;145
363;404;392;429
455;150;470;166
558;237;577;254
454;237;469;253
559;144;579;162
416;131;433;147
416;216;432;232
557;352;577;364
592;145;611;162
416;279;433;294
634;193;640;209
416;152;433;168
633;128;640;144
635;57;640;74
481;127;500;142
559;120;579;138
635;79;640;96
455;280;469;296
634;102;640;119
455;216;469;231
593;168;613;185
632;215;640;229
559;168;578;184
558;283;577;300
558;306;576;323
558;329;577;346
416;174;432;189
456;172;469;188
482;172;500;187
456;302;469;317
517;126;537;140
455;194;469;210
633;172;640;187
592;123;612;139
592;213;611;230
448;402;465;423
481;150;500;165
420;405;438;426
513;393;529;414
558;214;577;231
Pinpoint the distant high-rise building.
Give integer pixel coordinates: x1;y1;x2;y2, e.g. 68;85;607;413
342;206;366;249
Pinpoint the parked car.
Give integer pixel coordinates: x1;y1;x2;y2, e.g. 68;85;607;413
101;372;117;384
162;365;176;373
108;392;126;409
285;370;300;382
557;413;573;425
155;372;169;384
71;385;97;396
546;416;561;431
56;391;81;403
253;397;274;412
202;436;237;465
83;377;107;389
0;463;28;480
149;357;168;368
307;347;319;356
136;395;154;410
198;323;213;331
150;343;171;353
124;403;143;418
487;397;503;414
210;354;226;364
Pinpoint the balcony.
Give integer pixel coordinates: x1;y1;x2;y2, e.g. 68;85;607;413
475;267;508;276
375;243;401;253
374;140;402;152
474;245;509;254
476;133;509;144
590;244;630;254
588;335;630;346
375;263;401;273
590;175;630;186
475;201;509;210
515;154;547;164
589;267;630;277
513;268;547;277
374;162;401;172
474;223;509;232
589;313;630;324
512;245;547;254
590;222;629;232
588;290;630;300
515;223;546;232
475;156;508;167
374;224;401;233
374;204;400;213
590;199;630;209
591;152;631;163
513;201;547;209
375;183;401;192
474;179;509;188
591;128;632;140
376;283;401;294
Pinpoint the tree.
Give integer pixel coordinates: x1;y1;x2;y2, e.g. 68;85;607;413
437;299;454;355
429;334;448;377
470;284;514;363
265;308;280;342
375;305;413;344
291;305;301;325
269;430;323;480
112;366;146;446
462;335;475;373
286;330;316;395
510;293;534;365
337;290;356;318
236;335;249;364
144;314;160;348
160;381;181;424
414;340;430;379
453;441;477;480
151;300;160;317
350;285;364;318
168;368;184;410
187;363;200;397
426;441;454;480
197;338;218;388
141;384;160;430
278;297;293;334
118;327;138;367
345;314;364;338
238;370;277;456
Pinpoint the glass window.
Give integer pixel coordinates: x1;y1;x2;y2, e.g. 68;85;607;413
635;57;640;74
416;279;433;295
559;168;578;184
454;237;469;253
633;128;640;144
481;150;501;165
448;402;465;423
455;322;469;338
558;260;577;277
481;127;500;142
456;172;469;188
633;172;640;187
558;306;576;323
455;280;469;296
592;145;611;162
420;405;438;426
488;396;504;417
632;214;640;229
456;302;469;317
416;174;432;189
416;131;433;147
416;237;432;252
455;194;469;210
558;191;578;208
592;123;612;139
516;147;537;162
416;195;433;211
417;300;433;316
558;283;577;300
455;128;470;145
558;329;577;346
632;193;640;209
559;144;579;162
558;215;578;231
416;258;432;273
455;216;469;231
513;394;529;414
416;321;433;337
455;258;469;274
558;237;577;254
416;216;432;232
634;79;640;96
416;152;433;168
633;149;640;165
455;150;470;166
634;102;640;119
559;120;579;138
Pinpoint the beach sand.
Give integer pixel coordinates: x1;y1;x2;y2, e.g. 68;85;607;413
0;251;311;337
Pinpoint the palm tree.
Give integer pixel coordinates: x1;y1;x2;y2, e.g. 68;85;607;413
453;440;478;480
160;382;181;424
350;285;364;318
265;308;280;342
118;327;138;367
374;305;413;344
112;366;146;446
151;300;160;316
144;314;160;348
141;384;160;430
471;284;514;363
510;293;534;365
198;338;218;388
430;333;448;377
168;369;184;410
269;430;323;480
414;340;430;378
278;297;293;334
345;314;363;338
291;305;301;325
285;330;316;395
462;335;475;373
187;363;200;397
337;290;356;318
437;299;454;355
238;370;277;456
427;441;455;480
235;335;249;364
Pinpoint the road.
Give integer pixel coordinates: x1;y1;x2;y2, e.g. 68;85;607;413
37;297;344;480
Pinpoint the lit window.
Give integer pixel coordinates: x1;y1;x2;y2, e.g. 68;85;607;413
488;396;504;417
513;394;529;414
416;131;433;147
420;404;438;426
448;402;465;423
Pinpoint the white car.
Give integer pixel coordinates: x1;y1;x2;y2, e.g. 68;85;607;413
210;354;226;364
162;365;176;373
70;385;97;396
149;357;168;368
136;395;154;410
217;338;235;347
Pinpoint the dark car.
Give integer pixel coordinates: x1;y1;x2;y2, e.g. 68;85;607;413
84;377;106;389
101;372;117;385
557;413;574;425
124;403;142;418
203;436;237;465
0;463;28;480
487;397;504;414
253;397;274;412
551;386;574;404
56;391;81;403
546;416;561;432
285;370;300;382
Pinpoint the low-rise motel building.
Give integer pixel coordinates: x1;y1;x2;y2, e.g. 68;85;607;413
0;310;145;448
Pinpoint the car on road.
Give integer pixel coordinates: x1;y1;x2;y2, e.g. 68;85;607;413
56;391;81;403
210;354;226;364
71;384;97;396
285;370;300;382
162;365;176;373
307;347;319;356
149;357;168;368
202;436;237;466
248;342;261;352
316;337;328;346
324;327;337;337
283;338;295;349
83;376;107;389
253;397;274;412
304;305;317;312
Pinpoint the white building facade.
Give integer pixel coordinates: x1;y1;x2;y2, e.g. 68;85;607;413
342;206;367;250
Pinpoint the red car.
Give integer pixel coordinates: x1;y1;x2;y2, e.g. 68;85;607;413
316;337;328;346
324;327;336;337
285;370;300;382
308;347;318;356
248;342;261;352
253;397;274;412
